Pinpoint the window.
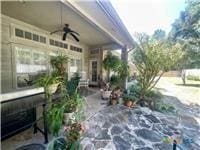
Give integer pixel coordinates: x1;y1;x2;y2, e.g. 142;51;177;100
70;45;82;53
25;31;32;40
90;49;99;54
69;59;81;78
64;44;68;49
49;39;68;49
70;45;74;50
15;28;24;38
15;28;47;44
16;46;48;88
59;42;63;48
55;41;59;46
40;36;46;43
50;39;54;45
33;34;39;42
76;59;81;72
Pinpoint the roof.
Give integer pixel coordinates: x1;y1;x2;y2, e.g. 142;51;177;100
1;0;134;49
63;0;135;49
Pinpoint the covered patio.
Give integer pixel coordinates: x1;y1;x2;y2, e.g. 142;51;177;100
1;0;134;149
1;88;106;150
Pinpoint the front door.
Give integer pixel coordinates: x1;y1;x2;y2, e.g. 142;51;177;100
89;60;98;85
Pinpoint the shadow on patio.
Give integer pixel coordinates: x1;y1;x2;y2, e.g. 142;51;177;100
80;94;200;150
1;87;109;150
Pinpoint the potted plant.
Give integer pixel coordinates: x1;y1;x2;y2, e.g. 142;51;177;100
50;54;68;77
63;93;85;125
123;94;137;108
47;122;85;150
100;82;112;100
47;102;65;137
109;87;122;105
65;122;85;150
102;52;121;82
63;98;78;125
35;74;61;94
66;73;81;96
47;136;67;150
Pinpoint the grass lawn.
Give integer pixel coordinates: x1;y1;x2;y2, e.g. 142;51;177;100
162;77;200;86
156;77;200;105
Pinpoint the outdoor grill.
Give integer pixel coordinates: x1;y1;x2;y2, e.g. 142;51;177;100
1;93;45;140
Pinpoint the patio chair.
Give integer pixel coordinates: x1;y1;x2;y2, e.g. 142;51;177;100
78;71;89;88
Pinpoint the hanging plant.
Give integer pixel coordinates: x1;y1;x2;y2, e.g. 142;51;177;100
50;54;68;76
102;52;121;81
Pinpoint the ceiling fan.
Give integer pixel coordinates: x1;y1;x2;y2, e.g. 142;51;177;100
50;24;80;42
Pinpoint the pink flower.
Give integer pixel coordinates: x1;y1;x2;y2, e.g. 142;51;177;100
63;125;70;131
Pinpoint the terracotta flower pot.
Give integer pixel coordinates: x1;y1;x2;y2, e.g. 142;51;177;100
111;99;117;105
125;100;133;108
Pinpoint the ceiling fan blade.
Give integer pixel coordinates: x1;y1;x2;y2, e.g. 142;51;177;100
70;33;79;42
70;30;80;36
63;32;67;40
50;29;62;34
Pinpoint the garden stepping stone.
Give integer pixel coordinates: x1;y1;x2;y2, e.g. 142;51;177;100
113;136;131;150
111;126;123;135
134;129;161;142
81;105;200;150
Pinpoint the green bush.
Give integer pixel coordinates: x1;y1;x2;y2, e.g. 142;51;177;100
187;75;200;81
154;99;175;113
122;94;137;102
145;90;163;100
110;75;121;87
128;84;141;99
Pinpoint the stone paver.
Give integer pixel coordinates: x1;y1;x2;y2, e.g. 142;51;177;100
81;105;200;150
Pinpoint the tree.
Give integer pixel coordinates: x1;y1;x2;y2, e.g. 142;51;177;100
132;33;183;98
152;29;166;41
102;52;121;81
169;0;200;84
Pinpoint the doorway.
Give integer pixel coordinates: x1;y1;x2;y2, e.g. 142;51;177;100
89;59;98;85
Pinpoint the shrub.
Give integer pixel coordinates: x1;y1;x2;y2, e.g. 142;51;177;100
145;90;163;100
132;33;183;98
187;75;200;81
122;94;137;102
128;84;141;99
154;99;175;113
110;75;121;87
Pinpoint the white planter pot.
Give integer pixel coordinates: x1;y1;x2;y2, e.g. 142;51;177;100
101;90;112;100
48;83;59;94
63;112;75;124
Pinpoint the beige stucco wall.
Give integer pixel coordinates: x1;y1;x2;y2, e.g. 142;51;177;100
1;15;89;94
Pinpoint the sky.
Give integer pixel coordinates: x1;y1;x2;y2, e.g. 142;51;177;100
110;0;186;36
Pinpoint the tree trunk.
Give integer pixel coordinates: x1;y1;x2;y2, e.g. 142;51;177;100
181;69;186;85
107;69;110;82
